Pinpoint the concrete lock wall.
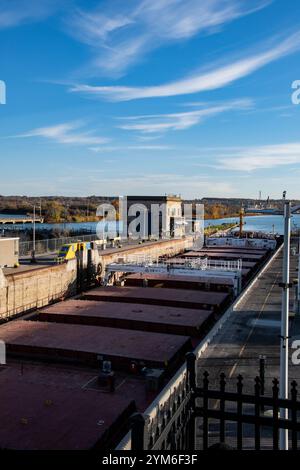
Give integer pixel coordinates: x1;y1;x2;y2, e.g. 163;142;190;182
0;260;77;320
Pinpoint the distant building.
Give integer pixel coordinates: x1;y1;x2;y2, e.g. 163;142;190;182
124;195;185;239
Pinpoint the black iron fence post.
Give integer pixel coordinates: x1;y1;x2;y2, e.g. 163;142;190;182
259;355;266;413
272;378;279;450
291;380;298;451
259;356;265;395
236;374;243;450
254;376;261;450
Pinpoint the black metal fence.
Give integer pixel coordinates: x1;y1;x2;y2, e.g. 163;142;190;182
130;353;300;451
19;233;99;256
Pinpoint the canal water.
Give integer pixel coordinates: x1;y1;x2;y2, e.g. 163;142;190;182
205;214;300;235
1;214;300;236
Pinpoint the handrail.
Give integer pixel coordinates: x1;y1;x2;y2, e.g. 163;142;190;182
0;289;68;321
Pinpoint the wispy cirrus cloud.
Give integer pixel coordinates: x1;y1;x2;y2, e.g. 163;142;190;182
66;0;271;76
90;144;173;152
0;0;61;29
116;99;253;134
214;143;300;171
70;30;300;101
15;121;109;146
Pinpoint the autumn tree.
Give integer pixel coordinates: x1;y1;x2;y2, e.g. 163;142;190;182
44;201;64;223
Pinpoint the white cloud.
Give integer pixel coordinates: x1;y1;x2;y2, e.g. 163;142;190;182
68;11;133;44
117;99;253;134
16;121;109;146
69;30;300;100
66;0;270;75
92;36;149;75
0;0;60;29
90;145;173;152
215;143;300;171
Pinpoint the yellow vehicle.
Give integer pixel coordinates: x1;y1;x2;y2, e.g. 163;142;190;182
57;242;91;261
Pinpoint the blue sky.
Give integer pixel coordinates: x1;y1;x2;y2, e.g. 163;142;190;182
1;0;300;198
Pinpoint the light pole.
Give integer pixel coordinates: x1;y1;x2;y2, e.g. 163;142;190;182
143;209;147;240
297;238;300;315
102;222;105;250
31;205;36;263
279;200;291;450
298;234;300;301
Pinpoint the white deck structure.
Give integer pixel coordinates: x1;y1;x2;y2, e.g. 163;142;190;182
206;237;276;250
104;254;242;296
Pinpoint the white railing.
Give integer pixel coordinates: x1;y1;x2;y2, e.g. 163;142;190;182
206;236;277;249
112;255;242;273
185;257;242;272
105;257;242;295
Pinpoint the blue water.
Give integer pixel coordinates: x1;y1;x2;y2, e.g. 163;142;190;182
1;213;300;236
205;214;300;235
0;213;31;219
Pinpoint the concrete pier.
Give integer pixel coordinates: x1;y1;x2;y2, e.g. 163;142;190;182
0;217;44;224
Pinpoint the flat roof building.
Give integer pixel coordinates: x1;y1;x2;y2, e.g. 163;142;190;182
124;195;184;239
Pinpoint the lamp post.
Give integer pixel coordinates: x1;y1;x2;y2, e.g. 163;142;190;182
102;222;106;250
31;205;36;263
279;200;291;450
298;233;300;282
297;237;300;315
143;208;148;240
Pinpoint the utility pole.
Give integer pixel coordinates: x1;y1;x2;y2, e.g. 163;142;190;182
297;238;300;315
31;205;36;263
143;208;147;240
279;199;291;450
298;233;300;284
